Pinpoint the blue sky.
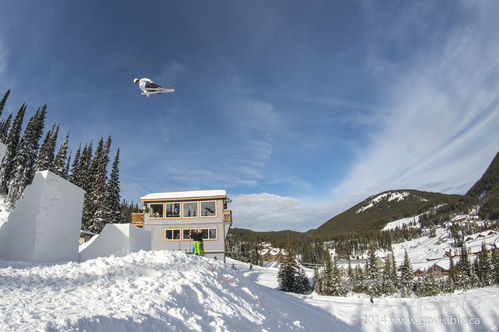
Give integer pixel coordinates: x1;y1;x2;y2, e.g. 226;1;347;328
1;1;498;231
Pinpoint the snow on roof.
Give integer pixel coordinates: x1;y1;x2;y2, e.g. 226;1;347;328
140;190;227;201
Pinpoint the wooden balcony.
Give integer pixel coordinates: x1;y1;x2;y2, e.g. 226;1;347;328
223;210;232;223
131;212;144;228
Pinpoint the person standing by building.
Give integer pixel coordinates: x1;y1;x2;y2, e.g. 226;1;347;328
190;230;204;256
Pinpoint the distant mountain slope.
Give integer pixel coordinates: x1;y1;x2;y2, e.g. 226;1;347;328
467;152;499;219
306;190;462;237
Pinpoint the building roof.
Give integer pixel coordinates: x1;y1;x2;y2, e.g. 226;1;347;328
140;190;227;201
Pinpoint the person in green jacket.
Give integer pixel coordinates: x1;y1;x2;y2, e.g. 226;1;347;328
190;230;204;256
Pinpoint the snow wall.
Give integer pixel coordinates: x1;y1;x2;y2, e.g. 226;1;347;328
0;142;6;161
0;171;85;262
79;224;151;262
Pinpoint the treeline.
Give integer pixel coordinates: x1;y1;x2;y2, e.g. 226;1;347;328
281;242;499;297
0;89;138;233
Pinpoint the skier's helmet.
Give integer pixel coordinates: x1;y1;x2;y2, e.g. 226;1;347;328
133;78;139;84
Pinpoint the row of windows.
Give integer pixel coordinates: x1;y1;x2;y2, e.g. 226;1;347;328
164;228;218;241
149;201;217;219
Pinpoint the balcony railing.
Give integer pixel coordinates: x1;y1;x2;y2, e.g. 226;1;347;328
223;210;232;223
131;212;144;228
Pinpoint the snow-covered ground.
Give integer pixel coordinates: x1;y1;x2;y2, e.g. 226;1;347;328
1;250;498;331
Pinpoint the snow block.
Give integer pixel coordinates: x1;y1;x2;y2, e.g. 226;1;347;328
79;224;151;262
0;171;85;262
0;142;6;161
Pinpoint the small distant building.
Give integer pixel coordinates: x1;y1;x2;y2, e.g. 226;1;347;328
79;230;94;244
136;190;232;261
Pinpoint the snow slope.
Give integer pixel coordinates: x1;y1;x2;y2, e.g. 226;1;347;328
0;250;349;332
229;259;499;332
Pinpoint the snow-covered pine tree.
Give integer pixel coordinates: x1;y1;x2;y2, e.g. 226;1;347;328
331;254;347;296
382;254;396;295
400;249;414;297
313;267;322;294
390;253;399;292
277;250;298;292
52;134;69;177
446;255;456;292
35;124;58;171
0;114;12;144
346;257;354;293
320;251;334;295
0;104;26;195
417;271;439;297
63;152;71;180
366;244;381;297
477;242;493;286
492;248;499;285
77;143;92;192
7;106;46;203
353;264;365;293
69;145;81;185
457;243;472;289
86;137;112;233
0;89;10;118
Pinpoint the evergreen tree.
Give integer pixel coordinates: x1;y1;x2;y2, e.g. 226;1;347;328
492;249;499;284
320;251;334;295
418;272;439;297
365;244;381;297
400;249;414;297
390;253;399;291
477;242;493;286
382;254;396;295
85;138;111;233
447;255;457;292
77;143;92;192
353;264;365;293
277;249;310;294
7;106;46;202
0;114;12;143
63;152;71;180
330;254;347;296
35;124;58;171
0;89;10;118
457;243;473;289
0;104;26;194
69;145;81;185
52;134;69;177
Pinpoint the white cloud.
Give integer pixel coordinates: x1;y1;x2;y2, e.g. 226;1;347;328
334;1;499;200
230;193;358;232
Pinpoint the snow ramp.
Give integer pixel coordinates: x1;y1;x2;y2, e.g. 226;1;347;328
0;250;351;331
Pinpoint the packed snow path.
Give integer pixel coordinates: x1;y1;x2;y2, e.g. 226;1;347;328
0;250;348;331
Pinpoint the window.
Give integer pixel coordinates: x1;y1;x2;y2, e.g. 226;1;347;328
182;228;198;240
166;202;180;218
165;229;180;240
149;204;164;218
201;201;217;217
183;202;198;217
200;228;217;240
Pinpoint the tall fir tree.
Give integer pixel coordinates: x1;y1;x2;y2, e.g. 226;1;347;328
457;243;473;289
7;106;46;202
492;248;499;284
0;113;12;143
35;124;58;171
365;244;381;297
85;138;111;233
53;134;69;177
400;249;414;297
77;143;92;192
382;254;396;295
106;148;121;224
0;104;26;194
69;145;81;185
476;243;493;286
0;89;10;118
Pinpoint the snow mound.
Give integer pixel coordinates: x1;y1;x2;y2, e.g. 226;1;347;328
0;250;347;331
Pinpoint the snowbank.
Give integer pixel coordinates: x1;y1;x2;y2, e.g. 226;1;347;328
79;223;151;262
0;250;347;331
0;171;85;262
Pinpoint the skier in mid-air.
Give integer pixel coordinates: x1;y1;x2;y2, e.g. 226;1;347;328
133;77;175;97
